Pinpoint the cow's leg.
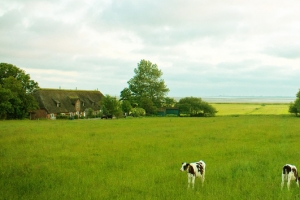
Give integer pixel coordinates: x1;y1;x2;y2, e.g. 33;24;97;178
287;175;291;190
296;179;299;188
281;174;285;190
201;175;205;187
187;174;191;188
191;175;195;189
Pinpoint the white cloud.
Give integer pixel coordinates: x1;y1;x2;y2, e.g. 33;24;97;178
1;0;300;97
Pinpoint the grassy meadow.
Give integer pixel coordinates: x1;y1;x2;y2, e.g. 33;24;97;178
1;113;300;199
211;103;290;116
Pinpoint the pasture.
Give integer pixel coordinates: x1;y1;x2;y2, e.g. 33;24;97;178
1;115;300;199
211;103;290;115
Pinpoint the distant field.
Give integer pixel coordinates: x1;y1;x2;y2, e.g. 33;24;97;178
1;116;300;199
211;103;290;116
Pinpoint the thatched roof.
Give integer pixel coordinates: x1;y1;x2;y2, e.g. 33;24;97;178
33;88;104;113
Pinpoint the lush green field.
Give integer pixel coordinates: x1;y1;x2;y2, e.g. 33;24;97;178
1;116;300;200
211;103;290;115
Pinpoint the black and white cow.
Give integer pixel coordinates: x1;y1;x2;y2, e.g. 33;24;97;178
281;164;300;190
180;160;206;188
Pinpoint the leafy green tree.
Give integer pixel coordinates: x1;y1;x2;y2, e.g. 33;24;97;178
289;89;300;116
0;85;13;119
176;97;217;117
120;59;169;113
121;100;132;114
120;88;133;102
101;95;123;118
163;97;177;108
0;63;39;93
201;101;218;117
140;97;157;115
0;63;39;119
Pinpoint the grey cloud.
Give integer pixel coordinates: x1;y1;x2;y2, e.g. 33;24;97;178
263;45;300;59
1;0;300;96
99;0;244;47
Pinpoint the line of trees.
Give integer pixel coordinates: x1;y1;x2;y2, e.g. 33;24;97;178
0;60;219;119
3;60;300;119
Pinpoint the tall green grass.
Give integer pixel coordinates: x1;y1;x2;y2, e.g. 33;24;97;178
1;116;300;199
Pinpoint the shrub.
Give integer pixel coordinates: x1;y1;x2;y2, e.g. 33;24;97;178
56;114;68;120
131;107;146;117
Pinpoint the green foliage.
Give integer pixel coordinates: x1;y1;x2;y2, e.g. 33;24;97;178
288;89;300;116
163;97;177;107
120;59;169;113
201;101;217;117
0;63;39;119
176;97;217;117
131;107;146;117
120;87;133;102
0;85;13;119
0;63;39;93
85;108;94;118
140;97;157;114
101;95;123;117
0;116;299;199
56;113;69;119
121;100;132;114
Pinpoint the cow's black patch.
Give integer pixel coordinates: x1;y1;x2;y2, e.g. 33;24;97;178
188;164;195;175
283;165;292;174
183;163;189;171
292;168;299;182
196;162;204;174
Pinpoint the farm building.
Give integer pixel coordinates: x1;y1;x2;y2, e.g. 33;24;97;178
31;88;104;120
157;108;180;116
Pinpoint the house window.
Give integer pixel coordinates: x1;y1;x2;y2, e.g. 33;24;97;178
57;103;60;107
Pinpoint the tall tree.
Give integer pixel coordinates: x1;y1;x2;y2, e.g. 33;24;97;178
0;63;39;119
120;59;169;114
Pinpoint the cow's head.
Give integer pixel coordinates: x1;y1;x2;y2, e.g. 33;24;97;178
180;162;189;171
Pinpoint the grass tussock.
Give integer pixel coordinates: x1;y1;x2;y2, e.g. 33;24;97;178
1;116;300;199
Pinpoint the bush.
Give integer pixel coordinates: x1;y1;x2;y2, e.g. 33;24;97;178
131;107;146;117
85;108;94;118
56;114;68;120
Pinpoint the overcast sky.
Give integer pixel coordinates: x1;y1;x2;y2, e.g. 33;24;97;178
1;0;299;97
